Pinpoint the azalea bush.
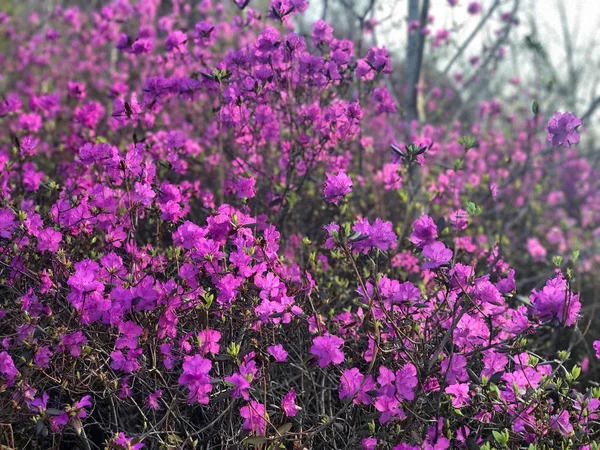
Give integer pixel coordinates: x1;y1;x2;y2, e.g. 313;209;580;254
0;1;599;449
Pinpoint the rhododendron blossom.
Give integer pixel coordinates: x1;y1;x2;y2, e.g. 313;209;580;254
0;1;597;448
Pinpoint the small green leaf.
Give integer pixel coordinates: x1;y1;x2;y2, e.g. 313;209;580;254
466;202;482;216
276;423;293;435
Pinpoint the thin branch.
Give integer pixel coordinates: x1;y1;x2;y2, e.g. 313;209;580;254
442;0;501;76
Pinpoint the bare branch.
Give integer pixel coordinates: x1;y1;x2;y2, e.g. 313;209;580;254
442;0;502;76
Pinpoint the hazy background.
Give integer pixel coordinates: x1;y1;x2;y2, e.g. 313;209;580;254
3;0;599;147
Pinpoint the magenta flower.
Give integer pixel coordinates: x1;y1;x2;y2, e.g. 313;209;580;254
395;363;418;401
339;368;375;405
281;389;299;417
323;171;353;204
178;354;213;404
165;31;187;53
467;2;481;14
198;329;221;356
368;218;397;251
113;433;145;450
594;341;600;358
422;241;453;269
547;111;582;148
34;346;53;368
240;401;268;435
410;214;438;248
482;351;508;378
267;344;288;362
312;20;334;45
394;444;420;450
445;383;470;408
0;352;18;387
550;410;574;437
0;208;17;239
361;437;378;450
115;321;143;350
225;372;252;400
73;395;92;418
352;218;397;254
310;334;345;368
146;390;163;411
530;275;581;326
526;237;547;262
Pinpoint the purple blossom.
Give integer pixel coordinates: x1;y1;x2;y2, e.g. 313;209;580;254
0;352;18;387
310;334;345;368
395;363;418;401
178;354;213;404
550;410;574;437
282;389;299;417
323;171;353;204
547;111;582;148
240;401;268;435
146;390;163;411
267;344;288;362
467;2;481;14
530;274;581;326
422;241;453;269
410;214;438;248
339;368;375;405
445;383;470;408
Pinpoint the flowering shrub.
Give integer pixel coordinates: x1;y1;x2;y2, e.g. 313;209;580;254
0;1;599;449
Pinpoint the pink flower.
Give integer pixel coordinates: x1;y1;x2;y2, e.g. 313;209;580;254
146;390;162;410
310;334;345;368
267;344;288;362
0;208;16;238
36;228;62;253
165;30;187;52
73;395;92;418
323;171;353;204
422;241;453;269
198;329;221;356
0;352;18;387
395;363;418;401
339;368;375;405
530;274;581;326
113;433;145;450
225;372;252;400
240;401;268;435
467;2;481;14
178;355;213;404
312;20;334;44
526;238;547;262
594;341;600;358
282;389;299;417
445;383;470;408
410;215;438;248
550;410;573;437
352;218;397;254
362;438;378;450
547;111;582;148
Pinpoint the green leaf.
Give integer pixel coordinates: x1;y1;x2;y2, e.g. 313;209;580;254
276;423;293;435
466;202;482;216
552;255;563;267
458;135;479;151
244;436;269;446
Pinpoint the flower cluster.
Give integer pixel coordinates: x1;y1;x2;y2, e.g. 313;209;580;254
0;1;598;449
